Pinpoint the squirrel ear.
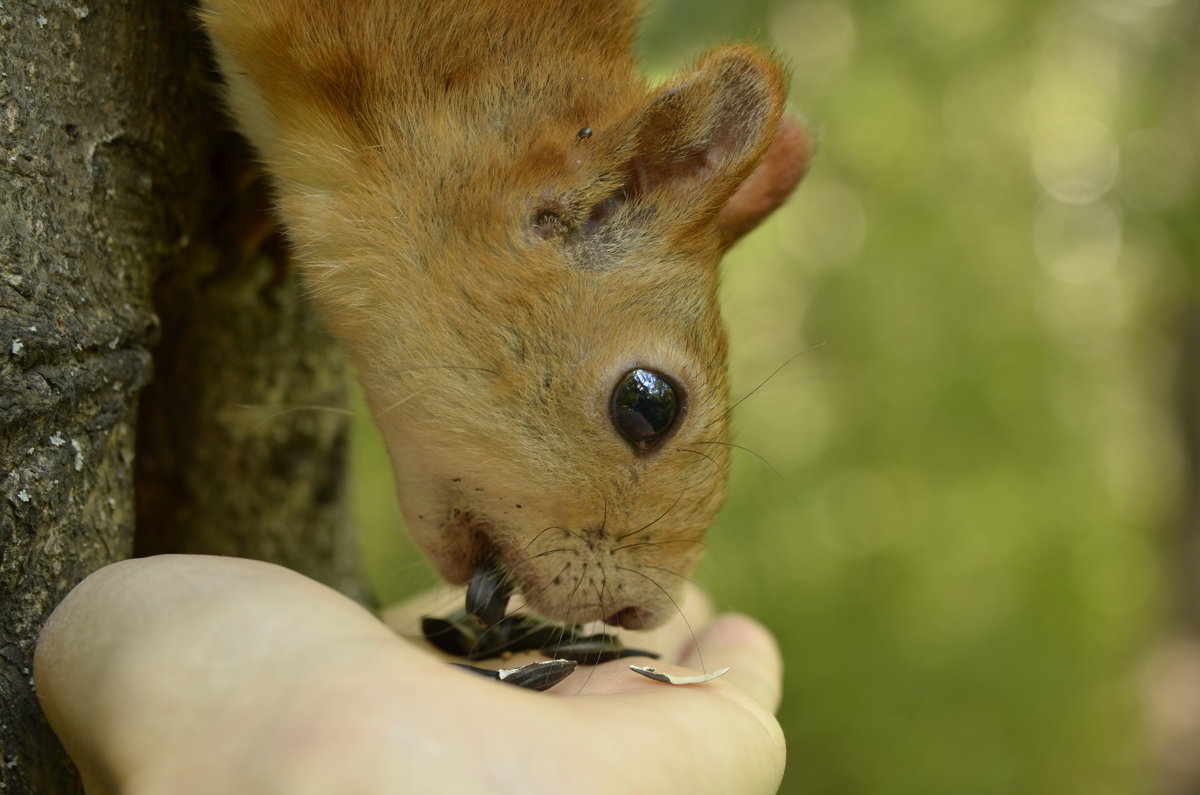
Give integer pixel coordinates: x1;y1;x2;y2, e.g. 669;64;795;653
716;115;813;248
621;47;806;241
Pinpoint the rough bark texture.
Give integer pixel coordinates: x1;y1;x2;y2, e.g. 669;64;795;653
132;149;360;600
0;2;358;790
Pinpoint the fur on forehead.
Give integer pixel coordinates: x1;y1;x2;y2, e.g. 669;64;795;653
387;46;796;268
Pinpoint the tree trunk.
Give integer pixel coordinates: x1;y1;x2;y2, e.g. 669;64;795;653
131;141;359;600
0;2;359;790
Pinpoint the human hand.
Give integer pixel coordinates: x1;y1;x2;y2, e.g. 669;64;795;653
35;555;784;794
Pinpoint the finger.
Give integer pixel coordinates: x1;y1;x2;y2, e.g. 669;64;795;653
566;612;782;706
557;666;786;794
681;613;783;712
34;555;437;790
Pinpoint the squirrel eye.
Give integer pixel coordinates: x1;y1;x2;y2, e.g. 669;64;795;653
611;369;679;452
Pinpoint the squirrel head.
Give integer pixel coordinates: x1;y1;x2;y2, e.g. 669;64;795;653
297;46;812;628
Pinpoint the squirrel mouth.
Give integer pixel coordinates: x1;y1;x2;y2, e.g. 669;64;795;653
464;548;513;627
460;535;655;629
420;549;661;664
602;606;655;629
436;511;498;583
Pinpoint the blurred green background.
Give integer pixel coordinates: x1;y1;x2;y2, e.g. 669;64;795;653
352;1;1199;792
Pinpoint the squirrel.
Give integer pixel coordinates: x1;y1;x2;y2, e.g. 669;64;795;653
197;0;811;630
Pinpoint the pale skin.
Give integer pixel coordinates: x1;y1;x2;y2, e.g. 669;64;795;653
35;555;785;794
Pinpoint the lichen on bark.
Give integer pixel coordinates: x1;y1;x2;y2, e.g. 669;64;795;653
0;3;359;790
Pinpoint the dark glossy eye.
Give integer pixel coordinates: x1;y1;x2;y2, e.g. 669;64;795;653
610;368;679;451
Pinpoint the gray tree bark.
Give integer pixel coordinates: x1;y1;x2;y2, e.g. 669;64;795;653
0;2;359;790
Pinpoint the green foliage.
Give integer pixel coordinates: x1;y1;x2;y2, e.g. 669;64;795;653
354;0;1199;791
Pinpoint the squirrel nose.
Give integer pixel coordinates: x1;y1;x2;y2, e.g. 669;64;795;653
605;605;653;629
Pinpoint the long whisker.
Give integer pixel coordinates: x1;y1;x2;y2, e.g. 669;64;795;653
507;546;573;571
616;565;706;675
380;384;438;416
689;439;800;507
524;525;572;552
639;562;704;585
569;564;609;693
690;439;779;474
708;344;825;428
615;496;681;542
493;569;572;652
506;561;569;616
558;568;589;627
611;537;708;554
673;446;724;476
638;564;719;609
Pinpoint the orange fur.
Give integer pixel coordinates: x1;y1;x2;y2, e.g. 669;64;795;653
199;0;810;628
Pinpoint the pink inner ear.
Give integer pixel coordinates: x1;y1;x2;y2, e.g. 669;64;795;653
575;49;794;241
626;54;779;199
717;116;813;248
